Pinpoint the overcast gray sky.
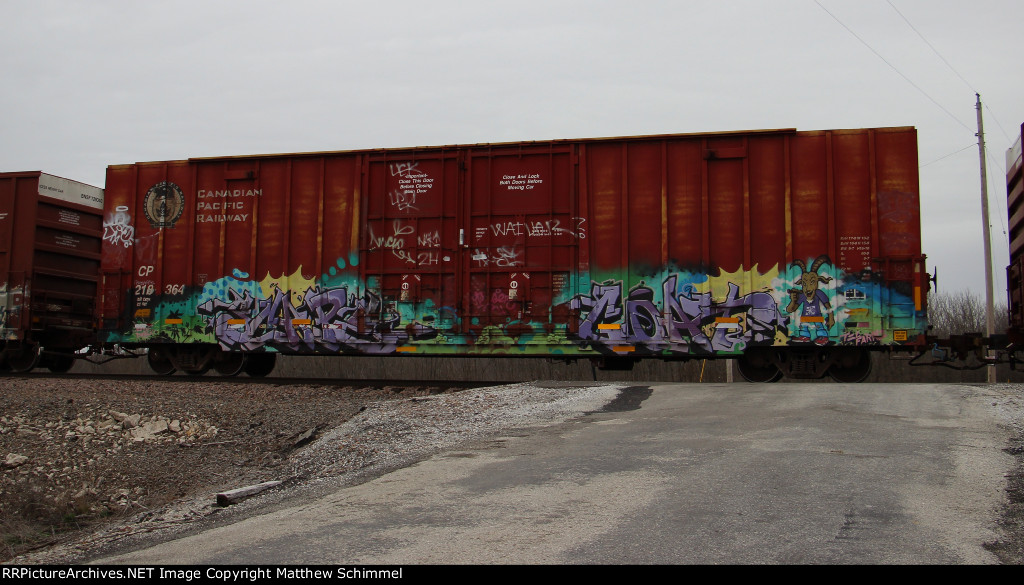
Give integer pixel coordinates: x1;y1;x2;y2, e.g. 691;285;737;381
3;0;1022;298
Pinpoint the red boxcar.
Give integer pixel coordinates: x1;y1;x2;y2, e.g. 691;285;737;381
99;127;927;381
0;171;104;372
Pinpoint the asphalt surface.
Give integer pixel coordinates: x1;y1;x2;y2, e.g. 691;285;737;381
89;382;1021;564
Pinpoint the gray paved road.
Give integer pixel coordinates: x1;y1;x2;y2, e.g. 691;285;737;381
96;382;1020;564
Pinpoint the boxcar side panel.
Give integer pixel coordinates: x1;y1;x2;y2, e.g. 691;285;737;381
570;128;925;357
748;135;788;270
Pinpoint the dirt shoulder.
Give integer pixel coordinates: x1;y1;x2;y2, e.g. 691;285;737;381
0;376;440;562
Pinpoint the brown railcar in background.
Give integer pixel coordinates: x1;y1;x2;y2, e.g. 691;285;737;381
1007;126;1024;344
0;172;104;372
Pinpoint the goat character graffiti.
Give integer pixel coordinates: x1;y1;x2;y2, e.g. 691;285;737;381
786;255;835;346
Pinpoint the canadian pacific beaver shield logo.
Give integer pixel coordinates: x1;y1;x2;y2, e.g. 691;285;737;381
143;182;185;228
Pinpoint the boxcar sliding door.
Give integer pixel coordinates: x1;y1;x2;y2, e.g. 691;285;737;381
362;151;462;350
462;144;581;349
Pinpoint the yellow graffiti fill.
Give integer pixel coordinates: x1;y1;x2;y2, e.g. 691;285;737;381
259;267;316;307
702;264;780;301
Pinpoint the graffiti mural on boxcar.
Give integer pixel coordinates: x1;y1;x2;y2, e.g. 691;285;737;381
110;252;925;356
840;330;883;346
198;287;312;351
568;272;787;353
195;278;439;353
783;255;835;346
561;256;931;352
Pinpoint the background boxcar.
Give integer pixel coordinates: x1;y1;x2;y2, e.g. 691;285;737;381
1008;125;1024;343
98;127;927;381
0;171;104;372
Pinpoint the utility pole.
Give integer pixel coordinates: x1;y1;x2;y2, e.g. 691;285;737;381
976;93;996;383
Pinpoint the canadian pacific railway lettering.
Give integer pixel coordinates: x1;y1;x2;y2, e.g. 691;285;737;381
197;201;246;210
197;189;263;198
194;188;260;222
196;214;250;223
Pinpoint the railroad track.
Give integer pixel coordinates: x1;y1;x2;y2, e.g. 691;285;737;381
0;372;515;389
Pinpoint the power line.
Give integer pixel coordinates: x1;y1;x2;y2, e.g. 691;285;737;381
919;144;976;168
814;1;974;134
885;0;976;94
984;143;1010;250
886;0;1014;144
918;144;1008;251
984;104;1015;144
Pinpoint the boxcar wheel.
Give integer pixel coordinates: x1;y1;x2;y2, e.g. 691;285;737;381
214;353;246;376
736;350;783;383
45;353;75;374
244;353;277;378
7;347;39;373
147;348;176;376
828;350;872;383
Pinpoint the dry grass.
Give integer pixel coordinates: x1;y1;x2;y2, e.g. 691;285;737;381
0;480;117;561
